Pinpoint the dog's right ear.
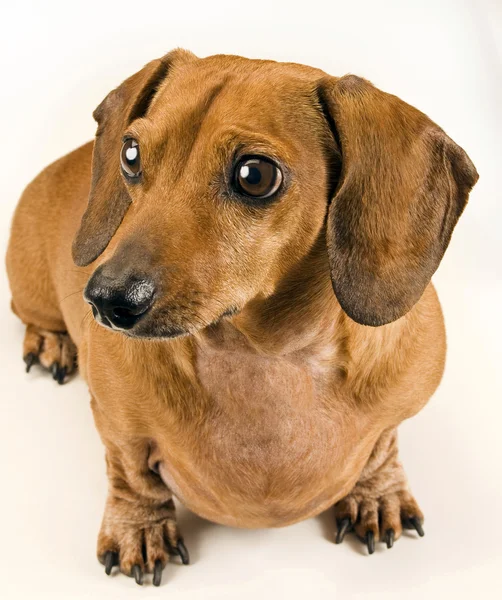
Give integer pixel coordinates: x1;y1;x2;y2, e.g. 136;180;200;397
319;75;478;326
72;50;195;267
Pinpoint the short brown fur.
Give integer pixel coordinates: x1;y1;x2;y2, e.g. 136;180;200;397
6;50;478;579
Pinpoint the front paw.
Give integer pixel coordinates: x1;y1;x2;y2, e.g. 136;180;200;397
334;489;424;554
97;498;189;586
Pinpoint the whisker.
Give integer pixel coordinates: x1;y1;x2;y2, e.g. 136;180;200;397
62;269;92;277
80;308;94;332
59;288;85;306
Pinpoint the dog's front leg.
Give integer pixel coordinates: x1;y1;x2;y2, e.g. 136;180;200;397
96;443;189;586
334;427;424;554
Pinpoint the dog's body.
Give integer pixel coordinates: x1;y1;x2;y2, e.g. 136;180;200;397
6;51;477;584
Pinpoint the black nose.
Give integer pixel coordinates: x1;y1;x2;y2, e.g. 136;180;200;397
84;267;155;330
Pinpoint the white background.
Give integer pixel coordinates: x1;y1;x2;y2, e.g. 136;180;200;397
1;1;501;598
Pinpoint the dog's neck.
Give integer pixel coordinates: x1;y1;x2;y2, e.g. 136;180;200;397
198;233;346;364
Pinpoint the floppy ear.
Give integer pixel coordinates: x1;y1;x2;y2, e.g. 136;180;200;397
72;55;173;266
319;75;478;326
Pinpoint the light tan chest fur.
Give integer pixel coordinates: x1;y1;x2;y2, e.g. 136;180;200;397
184;342;377;526
85;321;384;528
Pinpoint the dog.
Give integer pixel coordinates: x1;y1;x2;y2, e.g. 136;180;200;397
6;49;478;586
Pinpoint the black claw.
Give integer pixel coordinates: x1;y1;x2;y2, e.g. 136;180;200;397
104;551;116;575
153;559;163;587
57;366;67;385
409;517;424;537
24;352;36;373
366;530;375;555
385;528;395;549
51;362;60;380
132;564;143;585
176;539;190;565
335;517;351;544
51;363;66;385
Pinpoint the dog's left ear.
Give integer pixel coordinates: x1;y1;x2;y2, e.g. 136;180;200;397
319;75;478;326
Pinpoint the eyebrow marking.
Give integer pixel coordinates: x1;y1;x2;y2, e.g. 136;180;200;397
175;78;230;176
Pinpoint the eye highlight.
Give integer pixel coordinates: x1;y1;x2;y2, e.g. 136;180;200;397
233;157;282;200
120;138;142;179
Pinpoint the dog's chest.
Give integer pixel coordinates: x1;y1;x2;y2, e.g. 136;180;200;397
196;345;329;456
156;340;363;528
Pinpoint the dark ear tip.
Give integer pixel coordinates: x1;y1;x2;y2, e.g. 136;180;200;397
71;240;93;268
72;255;90;268
331;279;413;327
338;305;400;328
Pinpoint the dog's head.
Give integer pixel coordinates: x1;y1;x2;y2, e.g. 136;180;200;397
75;49;478;338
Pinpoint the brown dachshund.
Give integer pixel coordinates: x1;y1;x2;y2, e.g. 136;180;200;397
6;49;478;586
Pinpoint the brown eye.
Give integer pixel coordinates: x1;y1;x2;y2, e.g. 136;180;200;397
120;138;141;178
234;157;282;199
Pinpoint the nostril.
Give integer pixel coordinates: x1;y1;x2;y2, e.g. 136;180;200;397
107;291;153;329
112;306;135;321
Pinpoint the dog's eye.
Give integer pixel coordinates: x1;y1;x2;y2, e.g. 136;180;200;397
120;138;142;178
234;157;282;199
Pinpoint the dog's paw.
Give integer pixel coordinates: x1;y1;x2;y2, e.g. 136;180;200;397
97;499;189;586
334;489;424;554
22;324;77;384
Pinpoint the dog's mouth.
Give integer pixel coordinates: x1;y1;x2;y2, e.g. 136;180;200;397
90;302;241;340
91;305;189;339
